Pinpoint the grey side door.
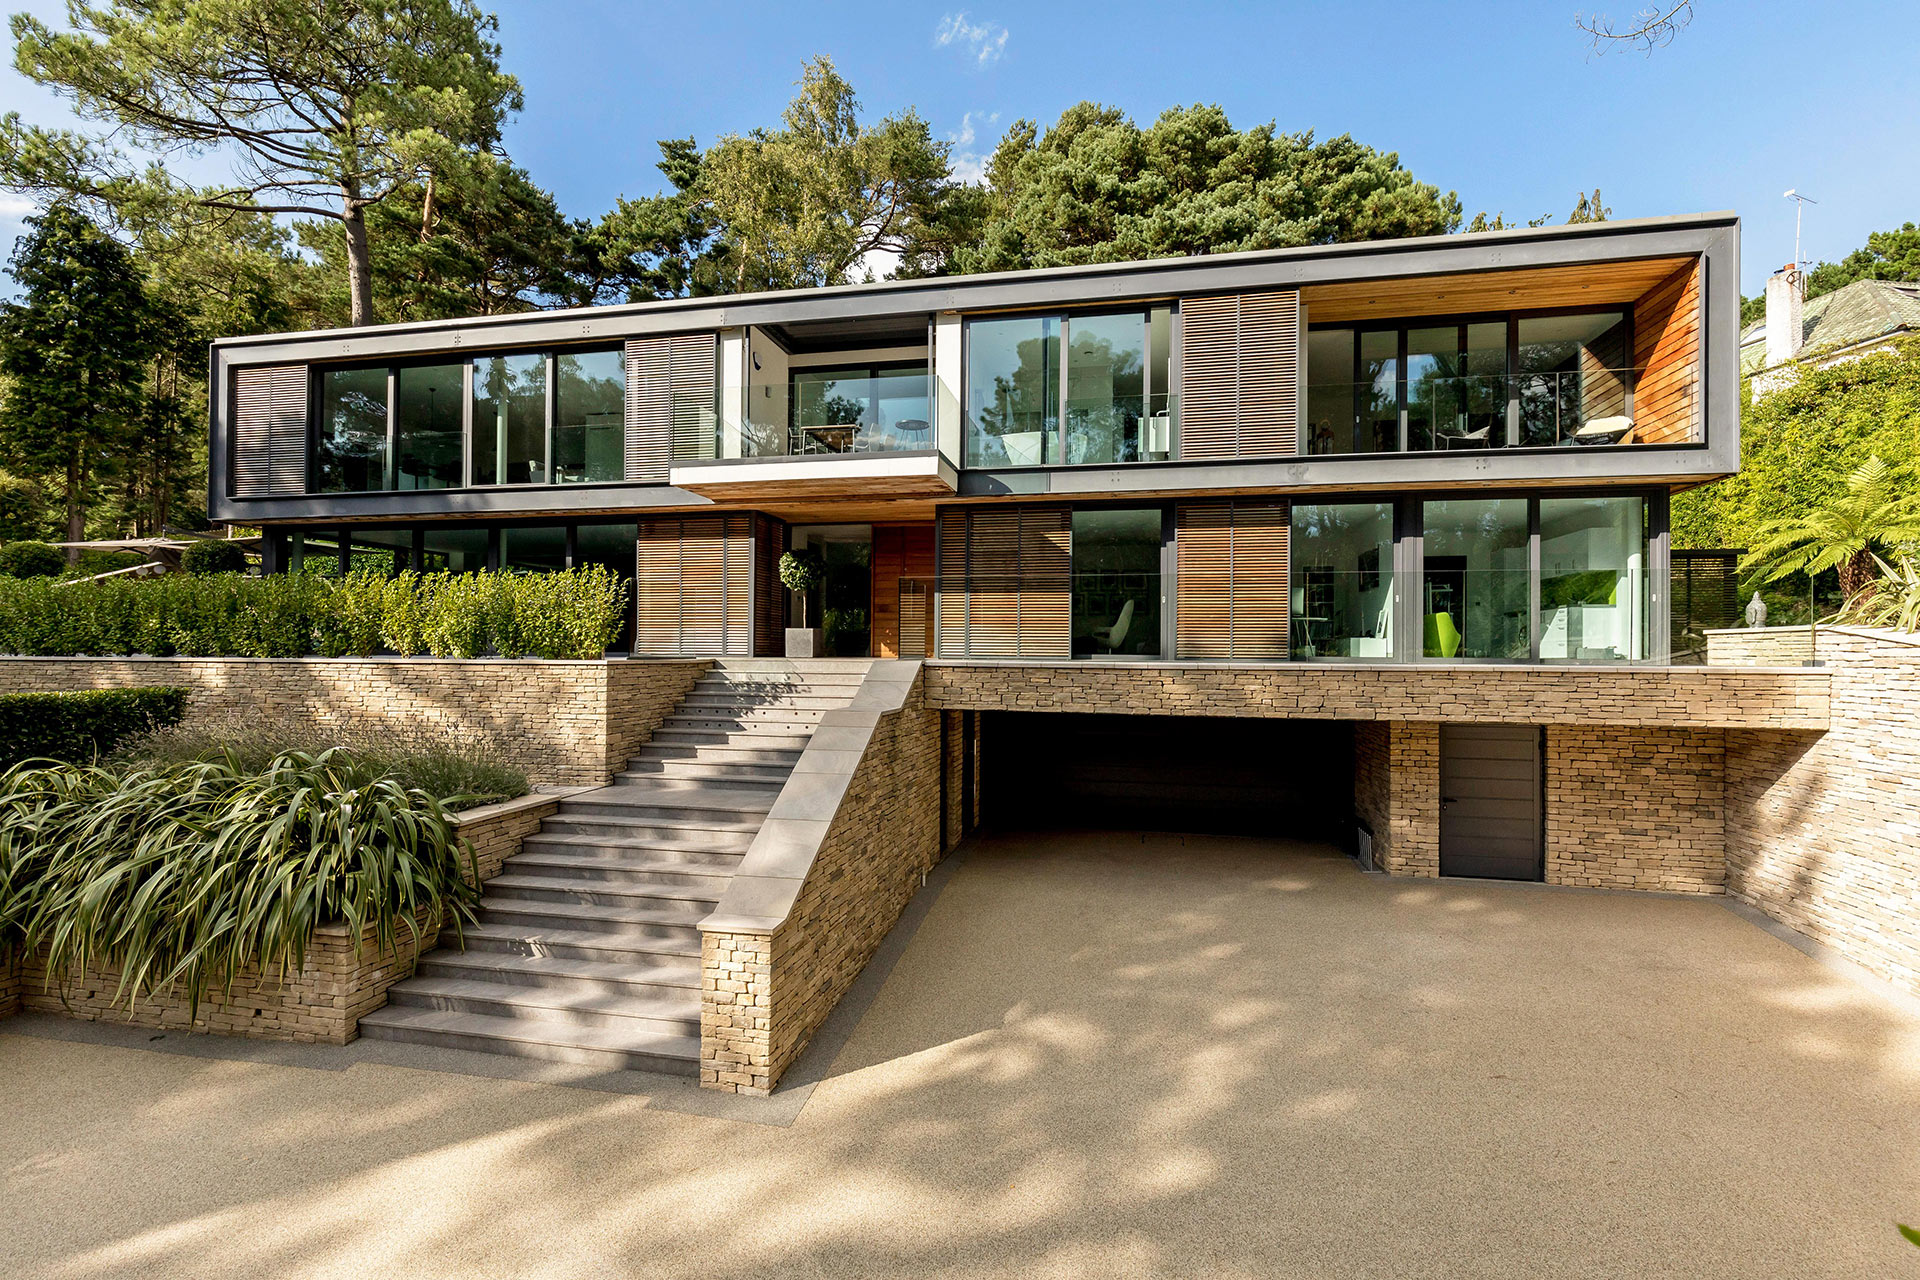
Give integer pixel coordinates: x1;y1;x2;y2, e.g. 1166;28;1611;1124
1439;724;1543;880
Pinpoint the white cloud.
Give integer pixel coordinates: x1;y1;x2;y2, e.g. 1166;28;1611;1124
0;195;38;217
947;111;999;185
935;13;1008;67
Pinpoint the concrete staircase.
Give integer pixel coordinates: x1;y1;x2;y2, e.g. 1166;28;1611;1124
358;658;870;1074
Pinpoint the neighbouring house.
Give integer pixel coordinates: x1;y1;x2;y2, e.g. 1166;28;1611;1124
1744;265;1920;398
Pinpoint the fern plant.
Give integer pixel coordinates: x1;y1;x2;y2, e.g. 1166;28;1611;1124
1742;456;1920;604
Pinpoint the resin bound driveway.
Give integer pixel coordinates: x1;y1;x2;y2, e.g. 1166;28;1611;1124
4;830;1920;1279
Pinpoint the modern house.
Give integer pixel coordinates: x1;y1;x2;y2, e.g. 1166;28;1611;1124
204;212;1787;1087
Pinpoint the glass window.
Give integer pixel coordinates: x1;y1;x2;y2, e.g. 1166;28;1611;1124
1405;327;1456;453
501;525;567;573
313;366;389;492
1540;497;1646;662
554;350;625;484
576;522;638;653
1291;503;1395;659
351;528;412;575
290;530;346;577
794;368;874;454
1359;329;1399;453
1064;313;1145;465
1306;329;1357;455
1071;508;1161;658
473;352;546;485
393;363;464;490
1421;499;1530;660
421;527;488;573
966;315;1058;466
872;366;932;451
1146;306;1174;461
1516;311;1629;446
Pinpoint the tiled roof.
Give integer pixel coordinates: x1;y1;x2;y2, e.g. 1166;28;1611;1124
1741;277;1920;374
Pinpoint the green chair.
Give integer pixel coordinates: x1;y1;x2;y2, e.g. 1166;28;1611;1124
1424;611;1462;658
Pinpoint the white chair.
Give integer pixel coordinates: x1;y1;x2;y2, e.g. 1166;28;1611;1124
1096;599;1135;652
1001;432;1045;466
1572;415;1634;445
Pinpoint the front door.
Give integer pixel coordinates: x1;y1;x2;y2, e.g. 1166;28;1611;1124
1438;724;1543;880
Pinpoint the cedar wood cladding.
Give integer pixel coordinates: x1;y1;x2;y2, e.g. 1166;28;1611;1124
231;365;308;496
1176;290;1300;459
635;513;756;655
1633;260;1703;445
934;507;1071;658
1175;499;1291;660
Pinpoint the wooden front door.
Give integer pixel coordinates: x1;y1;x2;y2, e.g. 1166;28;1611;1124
871;524;936;658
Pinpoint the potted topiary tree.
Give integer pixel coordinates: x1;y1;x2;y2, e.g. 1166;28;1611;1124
778;547;828;657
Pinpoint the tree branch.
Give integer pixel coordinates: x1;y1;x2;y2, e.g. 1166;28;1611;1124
1576;1;1695;55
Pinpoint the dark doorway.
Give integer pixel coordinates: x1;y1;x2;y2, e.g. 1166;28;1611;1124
1438;724;1543;880
981;712;1353;839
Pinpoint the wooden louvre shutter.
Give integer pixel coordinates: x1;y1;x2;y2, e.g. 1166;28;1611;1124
231;365;308;496
1175;500;1291;660
633;514;754;655
1178;291;1300;459
933;506;1070;659
625;333;715;483
670;333;717;460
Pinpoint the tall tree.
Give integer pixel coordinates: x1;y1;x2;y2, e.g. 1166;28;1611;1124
697;57;955;291
0;0;521;326
0;206;159;558
956;104;1461;273
575;138;729;303
1806;222;1920;300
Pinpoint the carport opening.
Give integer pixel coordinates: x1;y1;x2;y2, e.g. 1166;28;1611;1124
980;712;1355;841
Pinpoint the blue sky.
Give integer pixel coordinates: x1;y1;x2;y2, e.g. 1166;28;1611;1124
2;0;1917;295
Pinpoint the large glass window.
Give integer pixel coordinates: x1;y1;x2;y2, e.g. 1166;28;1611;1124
1359;330;1399;453
554;350;625;483
1540;496;1646;661
473;353;547;485
313;366;388;492
394;363;464;490
791;363;930;455
421;527;488;573
1516;311;1630;446
966;308;1173;467
1291;503;1395;659
1071;507;1162;658
501;525;567;573
1421;499;1531;660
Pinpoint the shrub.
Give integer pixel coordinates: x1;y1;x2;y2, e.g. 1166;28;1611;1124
317;569;386;657
379;572;429;656
0;687;188;766
0;540;65;578
422;571;493;658
180;539;247;575
0;749;480;1011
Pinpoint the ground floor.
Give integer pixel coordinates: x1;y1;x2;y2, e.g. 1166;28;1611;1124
4;831;1916;1279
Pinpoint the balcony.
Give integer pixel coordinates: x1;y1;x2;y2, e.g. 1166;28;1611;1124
1305;366;1690;454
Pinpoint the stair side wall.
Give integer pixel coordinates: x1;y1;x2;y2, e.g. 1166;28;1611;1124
702;676;942;1094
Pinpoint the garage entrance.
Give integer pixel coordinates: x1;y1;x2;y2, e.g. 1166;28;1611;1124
980;712;1353;839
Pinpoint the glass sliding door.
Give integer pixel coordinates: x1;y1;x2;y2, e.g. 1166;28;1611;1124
1064;313;1145;464
553;350;625;483
421;527;488;573
1305;330;1357;455
501;525;567;573
1516;311;1630;446
1291;502;1395;659
1539;496;1646;661
966;316;1058;466
1421;499;1530;660
313;366;389;492
472;352;547;485
393;363;464;490
965;308;1172;466
1071;507;1161;658
1359;330;1399;453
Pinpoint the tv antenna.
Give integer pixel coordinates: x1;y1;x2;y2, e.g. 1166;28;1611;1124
1783;189;1818;269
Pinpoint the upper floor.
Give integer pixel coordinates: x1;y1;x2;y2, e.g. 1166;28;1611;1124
209;212;1739;527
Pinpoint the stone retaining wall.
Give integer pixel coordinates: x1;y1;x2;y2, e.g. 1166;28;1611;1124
0;657;706;787
702;665;942;1094
1352;721;1439;877
0;951;19;1022
1722;627;1920;997
1705;626;1817;666
7;790;557;1043
1546;727;1726;893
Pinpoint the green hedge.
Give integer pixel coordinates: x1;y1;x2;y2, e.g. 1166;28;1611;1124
0;687;189;766
0;566;629;660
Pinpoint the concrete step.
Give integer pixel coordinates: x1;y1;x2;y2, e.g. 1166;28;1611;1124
649;727;815;749
599;771;787;794
681;692;856;710
478;899;704;946
707;658;874;675
559;790;772;822
633;740;805;766
504;850;739;887
616;759;793;785
485;874;718;919
537;814;760;845
457;922;700;966
384;977;702;1038
356;1005;699;1075
520;829;750;861
418;949;701;994
662;710;830;730
694;673;867;692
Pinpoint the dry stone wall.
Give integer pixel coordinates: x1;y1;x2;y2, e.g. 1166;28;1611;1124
1546;727;1726;893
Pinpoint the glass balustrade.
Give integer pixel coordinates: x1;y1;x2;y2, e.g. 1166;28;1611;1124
1304;368;1665;453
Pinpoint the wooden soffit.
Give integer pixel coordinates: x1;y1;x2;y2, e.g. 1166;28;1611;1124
1299;256;1696;324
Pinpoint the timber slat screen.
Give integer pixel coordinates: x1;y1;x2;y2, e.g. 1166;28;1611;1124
934;507;1071;658
872;524;936;658
1671;547;1742;664
1632;260;1703;445
625;333;715;483
231;365;308;496
752;514;787;657
1177;290;1300;460
634;513;754;655
1175;499;1291;659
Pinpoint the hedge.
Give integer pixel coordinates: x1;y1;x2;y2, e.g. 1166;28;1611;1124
0;565;629;660
0;687;189;766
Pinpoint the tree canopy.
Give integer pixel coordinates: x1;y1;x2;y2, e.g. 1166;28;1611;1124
1741;221;1920;326
951;104;1462;272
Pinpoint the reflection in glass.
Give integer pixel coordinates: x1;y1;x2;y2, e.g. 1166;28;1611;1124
821;539;871;657
575;522;639;653
554;350;625;483
1540;497;1645;661
1422;499;1530;660
394;363;464;490
350;527;411;574
473;353;546;485
1071;508;1161;658
1291;503;1395;659
1306;329;1357;454
1360;330;1399;453
966;316;1058;466
421;527;488;573
1146;306;1174;460
314;366;388;492
1517;311;1629;446
1064;313;1145;464
501;525;567;573
790;364;930;454
1405;327;1454;453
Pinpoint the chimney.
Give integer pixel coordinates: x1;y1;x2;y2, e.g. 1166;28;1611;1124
1765;263;1804;367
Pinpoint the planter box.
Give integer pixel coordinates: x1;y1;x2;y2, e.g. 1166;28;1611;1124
784;628;825;658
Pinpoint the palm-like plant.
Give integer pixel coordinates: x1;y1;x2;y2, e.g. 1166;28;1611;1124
1742;456;1920;604
1842;554;1920;633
